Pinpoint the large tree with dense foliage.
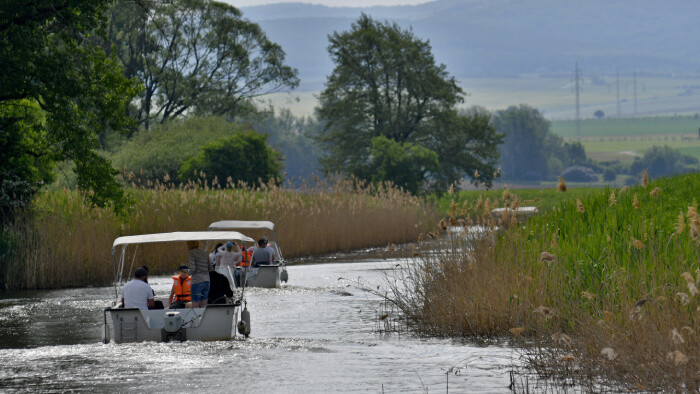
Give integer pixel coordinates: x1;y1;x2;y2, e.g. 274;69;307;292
105;0;299;131
314;14;502;191
492;104;553;181
493;105;595;181
0;0;139;218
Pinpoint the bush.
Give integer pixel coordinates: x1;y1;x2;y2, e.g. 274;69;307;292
602;167;617;182
561;165;598;182
111;116;251;183
368;136;439;194
178;131;282;188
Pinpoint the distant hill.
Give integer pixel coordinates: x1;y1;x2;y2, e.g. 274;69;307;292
240;0;700;90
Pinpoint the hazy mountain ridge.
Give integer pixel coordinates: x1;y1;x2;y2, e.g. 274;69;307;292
240;0;700;87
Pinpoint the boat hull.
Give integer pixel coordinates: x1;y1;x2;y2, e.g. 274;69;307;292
107;304;238;343
236;265;282;288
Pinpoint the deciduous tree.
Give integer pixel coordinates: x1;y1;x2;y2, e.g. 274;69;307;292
105;0;299;130
0;0;139;217
315;14;501;191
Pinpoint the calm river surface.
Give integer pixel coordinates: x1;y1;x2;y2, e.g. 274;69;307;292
0;257;523;393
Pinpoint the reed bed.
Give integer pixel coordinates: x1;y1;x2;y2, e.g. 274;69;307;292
3;177;436;289
389;173;699;391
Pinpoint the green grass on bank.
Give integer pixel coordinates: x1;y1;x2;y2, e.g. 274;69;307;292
552;116;700;138
437;186;602;216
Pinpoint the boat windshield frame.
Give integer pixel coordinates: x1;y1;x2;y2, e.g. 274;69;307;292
111;231;255;301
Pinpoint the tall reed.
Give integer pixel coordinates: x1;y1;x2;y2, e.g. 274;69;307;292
4;177;436;289
390;173;699;390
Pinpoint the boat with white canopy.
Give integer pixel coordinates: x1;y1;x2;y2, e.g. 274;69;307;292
104;231;255;344
207;221;288;288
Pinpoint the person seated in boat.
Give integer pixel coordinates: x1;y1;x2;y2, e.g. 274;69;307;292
208;270;233;305
216;242;241;270
137;265;164;309
250;238;273;267
265;240;276;262
237;245;252;267
168;265;191;309
121;267;154;310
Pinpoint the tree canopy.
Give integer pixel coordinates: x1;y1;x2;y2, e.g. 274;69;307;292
315;14;501;191
178;130;283;188
105;0;299;130
630;145;699;179
492;105;551;181
0;0;139;217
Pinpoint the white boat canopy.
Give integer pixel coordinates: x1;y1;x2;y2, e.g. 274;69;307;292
207;220;275;231
112;231;255;249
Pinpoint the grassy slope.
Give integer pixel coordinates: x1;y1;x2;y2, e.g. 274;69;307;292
408;173;699;390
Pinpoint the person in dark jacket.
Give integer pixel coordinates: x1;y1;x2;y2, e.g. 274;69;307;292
208;270;233;305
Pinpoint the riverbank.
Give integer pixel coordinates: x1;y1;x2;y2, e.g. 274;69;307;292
392;173;699;391
1;179;437;290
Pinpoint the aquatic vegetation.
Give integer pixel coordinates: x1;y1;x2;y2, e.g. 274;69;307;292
4;176;436;289
390;172;699;391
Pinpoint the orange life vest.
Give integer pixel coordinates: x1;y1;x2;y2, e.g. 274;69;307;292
171;275;191;301
237;249;252;267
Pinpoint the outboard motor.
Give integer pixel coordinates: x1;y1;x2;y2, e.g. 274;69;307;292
280;268;289;283
238;306;251;337
161;311;186;342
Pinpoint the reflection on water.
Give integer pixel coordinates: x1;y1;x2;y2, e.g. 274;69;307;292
0;259;521;392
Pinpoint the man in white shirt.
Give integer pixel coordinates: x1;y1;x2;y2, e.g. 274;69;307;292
121;267;155;310
265;240;276;262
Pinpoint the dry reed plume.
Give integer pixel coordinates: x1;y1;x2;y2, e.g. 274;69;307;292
4;176;437;289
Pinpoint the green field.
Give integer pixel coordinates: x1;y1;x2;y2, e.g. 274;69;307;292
265;74;700;121
551;116;700;162
262;75;700;163
551;116;700;137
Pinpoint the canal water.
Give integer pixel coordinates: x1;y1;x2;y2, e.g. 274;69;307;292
0;258;522;393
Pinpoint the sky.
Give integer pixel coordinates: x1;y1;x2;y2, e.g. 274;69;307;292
228;0;431;7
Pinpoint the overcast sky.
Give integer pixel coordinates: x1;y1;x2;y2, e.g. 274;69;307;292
228;0;431;7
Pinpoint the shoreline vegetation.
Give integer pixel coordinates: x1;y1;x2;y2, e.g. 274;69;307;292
390;172;699;391
1;177;437;290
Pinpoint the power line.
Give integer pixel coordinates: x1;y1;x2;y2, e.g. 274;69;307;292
616;68;621;117
572;61;582;140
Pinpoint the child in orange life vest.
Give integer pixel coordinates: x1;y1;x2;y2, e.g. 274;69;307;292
168;265;192;309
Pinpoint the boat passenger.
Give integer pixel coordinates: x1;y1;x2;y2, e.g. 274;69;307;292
187;240;212;308
168;265;191;309
217;242;242;270
265;240;276;262
121;267;154;310
208;270;233;305
209;243;223;267
137;265;164;309
250;238;273;267
237;245;252;267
